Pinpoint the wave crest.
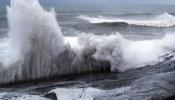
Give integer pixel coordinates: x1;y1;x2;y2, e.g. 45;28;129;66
78;12;175;27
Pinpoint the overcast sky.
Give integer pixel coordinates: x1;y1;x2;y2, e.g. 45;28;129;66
1;0;175;5
39;0;175;5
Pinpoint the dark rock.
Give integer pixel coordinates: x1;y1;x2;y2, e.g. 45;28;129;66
43;92;57;100
164;95;175;100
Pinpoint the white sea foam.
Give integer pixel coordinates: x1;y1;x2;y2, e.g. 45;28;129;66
65;33;175;72
51;87;105;100
78;12;175;27
51;87;130;100
17;95;48;100
65;37;82;52
0;92;48;100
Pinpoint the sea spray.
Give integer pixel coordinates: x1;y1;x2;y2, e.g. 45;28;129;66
0;0;66;83
6;0;65;66
78;33;175;72
0;0;110;84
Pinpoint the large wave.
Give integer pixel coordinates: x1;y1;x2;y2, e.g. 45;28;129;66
0;0;175;84
67;33;175;71
0;0;109;84
78;12;175;27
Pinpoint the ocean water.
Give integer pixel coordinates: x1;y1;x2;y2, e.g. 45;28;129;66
2;4;175;38
0;0;175;100
54;4;175;39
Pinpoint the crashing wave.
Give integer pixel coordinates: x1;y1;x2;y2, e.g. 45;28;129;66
0;0;110;84
0;0;175;84
71;33;175;71
78;12;175;27
0;0;67;83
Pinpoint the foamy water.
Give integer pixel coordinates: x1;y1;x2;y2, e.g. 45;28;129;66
0;92;48;100
51;86;131;100
65;33;175;71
